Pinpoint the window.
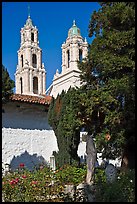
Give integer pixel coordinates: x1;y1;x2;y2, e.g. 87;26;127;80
32;54;37;68
31;32;34;42
33;77;38;94
21;55;23;67
20;77;23;94
67;50;70;68
79;49;82;62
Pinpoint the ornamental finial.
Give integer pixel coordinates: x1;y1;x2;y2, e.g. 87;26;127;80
73;20;76;26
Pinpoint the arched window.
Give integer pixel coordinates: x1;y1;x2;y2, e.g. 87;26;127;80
33;77;38;94
21;55;23;67
79;49;83;62
20;77;23;94
31;32;34;42
32;54;37;68
67;50;70;68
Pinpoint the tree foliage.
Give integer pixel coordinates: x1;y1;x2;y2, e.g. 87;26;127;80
78;2;135;167
2;65;15;103
48;2;135;169
48;88;82;167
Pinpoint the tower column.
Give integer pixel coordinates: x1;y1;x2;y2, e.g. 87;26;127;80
18;53;22;68
39;72;42;94
62;48;66;74
15;74;20;94
30;69;33;94
23;69;29;94
65;49;69;70
27;48;32;67
34;30;38;43
37;50;41;69
82;46;88;58
71;43;79;70
69;45;73;70
42;72;45;94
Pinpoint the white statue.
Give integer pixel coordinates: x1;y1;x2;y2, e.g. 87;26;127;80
86;134;97;185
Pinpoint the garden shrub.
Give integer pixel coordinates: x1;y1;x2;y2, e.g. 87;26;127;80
94;168;135;202
54;164;87;185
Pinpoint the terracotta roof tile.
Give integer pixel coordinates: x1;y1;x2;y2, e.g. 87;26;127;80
10;94;52;105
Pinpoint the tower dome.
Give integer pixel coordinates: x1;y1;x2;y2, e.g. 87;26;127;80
25;15;33;28
68;20;81;37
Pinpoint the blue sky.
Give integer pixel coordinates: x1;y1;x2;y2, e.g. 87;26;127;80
2;2;101;91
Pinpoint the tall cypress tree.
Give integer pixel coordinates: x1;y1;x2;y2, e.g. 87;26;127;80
48;88;82;167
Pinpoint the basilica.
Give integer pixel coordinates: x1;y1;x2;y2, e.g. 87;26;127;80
2;14;89;171
15;15;88;98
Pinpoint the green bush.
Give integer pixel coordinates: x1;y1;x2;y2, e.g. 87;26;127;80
54;164;87;185
94;168;135;202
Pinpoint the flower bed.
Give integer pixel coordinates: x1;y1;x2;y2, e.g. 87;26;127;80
2;163;86;202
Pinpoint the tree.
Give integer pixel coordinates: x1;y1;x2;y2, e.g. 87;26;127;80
78;2;135;168
48;88;82;167
2;65;15;103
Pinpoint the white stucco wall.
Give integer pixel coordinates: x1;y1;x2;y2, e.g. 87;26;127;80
2;128;58;171
2;102;59;171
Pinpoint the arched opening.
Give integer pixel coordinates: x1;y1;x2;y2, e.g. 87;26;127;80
21;55;23;67
79;49;83;62
20;77;23;94
67;50;70;68
31;32;34;42
33;77;38;94
32;54;37;68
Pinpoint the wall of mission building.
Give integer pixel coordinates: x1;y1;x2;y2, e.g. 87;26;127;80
2;102;59;171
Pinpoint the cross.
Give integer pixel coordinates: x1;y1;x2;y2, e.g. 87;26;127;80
28;4;30;17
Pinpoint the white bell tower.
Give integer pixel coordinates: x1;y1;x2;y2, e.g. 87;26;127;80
61;20;88;74
49;20;88;98
15;13;46;96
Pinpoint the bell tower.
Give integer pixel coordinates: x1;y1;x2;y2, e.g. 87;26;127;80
61;20;88;74
15;13;46;96
49;20;88;98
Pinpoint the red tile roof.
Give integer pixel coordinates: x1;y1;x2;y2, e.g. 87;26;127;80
10;94;52;105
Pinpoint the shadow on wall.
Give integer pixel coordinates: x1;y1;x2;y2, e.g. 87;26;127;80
2;107;53;130
10;150;49;171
